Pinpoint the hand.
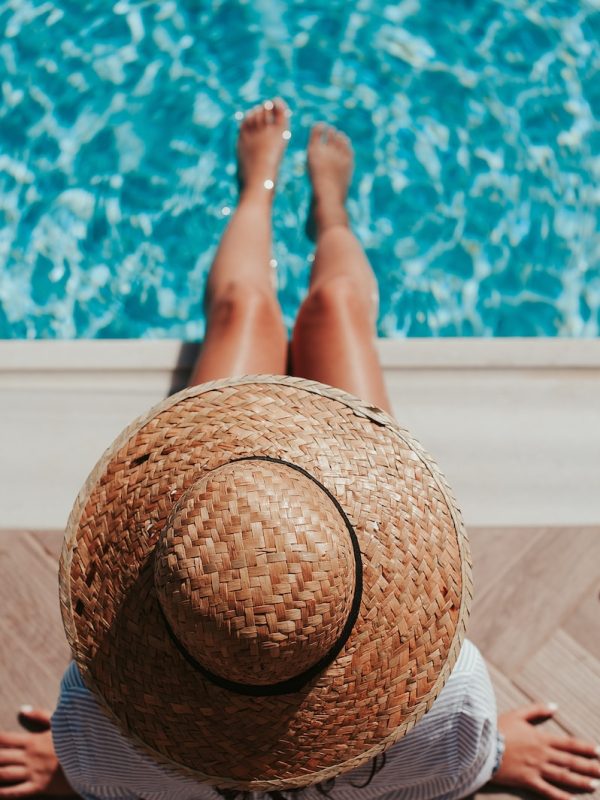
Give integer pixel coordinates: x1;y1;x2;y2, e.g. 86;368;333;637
492;703;600;800
0;707;76;798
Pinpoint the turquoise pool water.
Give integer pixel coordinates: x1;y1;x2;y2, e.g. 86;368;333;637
0;0;598;338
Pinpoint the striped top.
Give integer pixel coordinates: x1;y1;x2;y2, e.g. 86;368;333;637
51;639;503;800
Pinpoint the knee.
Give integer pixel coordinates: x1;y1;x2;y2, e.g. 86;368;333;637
207;281;282;330
297;276;369;327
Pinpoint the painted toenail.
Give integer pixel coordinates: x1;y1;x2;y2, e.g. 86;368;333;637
263;179;274;190
282;130;291;140
264;100;274;111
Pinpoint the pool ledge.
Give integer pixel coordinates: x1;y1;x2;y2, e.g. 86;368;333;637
1;338;599;529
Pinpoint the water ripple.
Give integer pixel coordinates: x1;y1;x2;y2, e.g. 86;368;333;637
0;0;598;338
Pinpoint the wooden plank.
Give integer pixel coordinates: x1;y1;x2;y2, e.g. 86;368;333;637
514;629;600;743
468;526;546;605
562;575;600;662
467;527;600;675
0;531;70;729
27;529;65;564
474;662;569;800
484;661;568;737
474;663;600;800
0;626;66;731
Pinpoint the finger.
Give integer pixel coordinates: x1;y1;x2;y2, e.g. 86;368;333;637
0;782;36;799
17;707;51;725
0;753;24;768
0;765;28;784
549;736;600;758
517;703;558;722
543;764;600;792
531;777;575;800
0;736;25;749
17;706;51;733
550;751;600;778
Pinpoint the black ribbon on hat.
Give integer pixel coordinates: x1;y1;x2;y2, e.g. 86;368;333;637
158;455;364;697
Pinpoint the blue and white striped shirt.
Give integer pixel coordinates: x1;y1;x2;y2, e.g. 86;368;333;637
51;639;502;800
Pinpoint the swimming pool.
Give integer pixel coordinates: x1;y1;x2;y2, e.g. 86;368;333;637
0;0;598;338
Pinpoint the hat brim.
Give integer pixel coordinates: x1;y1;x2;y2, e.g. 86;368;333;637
59;376;471;791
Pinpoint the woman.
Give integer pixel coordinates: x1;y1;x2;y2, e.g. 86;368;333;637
1;99;598;800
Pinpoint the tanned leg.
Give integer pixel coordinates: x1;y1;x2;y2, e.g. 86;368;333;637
291;125;600;800
188;98;291;386
290;123;392;413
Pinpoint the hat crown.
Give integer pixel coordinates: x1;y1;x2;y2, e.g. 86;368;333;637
154;459;357;686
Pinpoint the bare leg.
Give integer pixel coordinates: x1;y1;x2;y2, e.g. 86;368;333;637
291;124;392;413
189;98;291;386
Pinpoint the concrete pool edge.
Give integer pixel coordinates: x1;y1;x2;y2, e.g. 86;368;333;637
1;338;599;528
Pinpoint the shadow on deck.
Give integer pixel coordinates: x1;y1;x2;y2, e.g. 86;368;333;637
0;526;599;800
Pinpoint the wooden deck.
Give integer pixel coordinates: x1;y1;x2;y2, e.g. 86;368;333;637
1;526;599;800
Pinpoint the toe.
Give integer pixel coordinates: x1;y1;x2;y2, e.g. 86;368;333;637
310;123;326;144
248;104;261;125
258;105;269;127
272;97;289;125
241;108;256;130
263;99;275;124
332;128;345;147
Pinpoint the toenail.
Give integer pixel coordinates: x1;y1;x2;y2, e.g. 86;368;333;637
282;130;291;140
19;705;33;713
263;179;274;190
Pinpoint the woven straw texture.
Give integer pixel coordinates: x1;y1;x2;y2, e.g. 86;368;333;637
59;375;472;791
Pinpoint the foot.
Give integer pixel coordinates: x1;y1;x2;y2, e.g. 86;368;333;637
237;98;290;199
307;123;354;238
491;704;600;800
0;707;77;797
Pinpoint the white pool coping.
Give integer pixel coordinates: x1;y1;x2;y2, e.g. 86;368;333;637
1;338;599;529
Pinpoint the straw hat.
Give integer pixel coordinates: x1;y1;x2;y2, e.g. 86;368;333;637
59;375;471;792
